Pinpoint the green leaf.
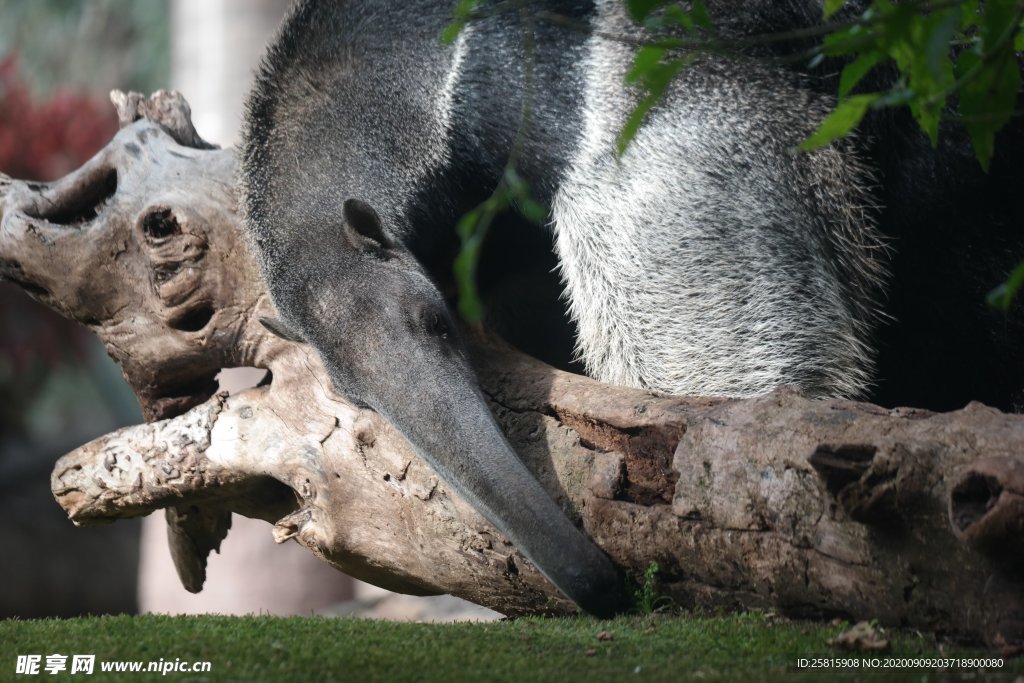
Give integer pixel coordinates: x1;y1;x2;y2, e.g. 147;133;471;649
517;198;547;223
872;86;914;108
957;46;1021;170
824;0;846;20
442;0;482;44
618;93;659;157
690;0;712;31
452;168;545;321
661;6;694;31
909;98;943;146
502;167;547;223
453;253;483;322
924;9;960;82
959;0;980;26
502;166;526;195
876;4;918;72
634;0;713;32
839;51;883;97
800;93;880;151
626;0;667;23
452;188;506;323
892;7;957;146
823;24;874;57
618;56;690;155
626;46;667;84
455;207;480;242
987;260;1024;310
982;0;1018;49
441;20;466;44
453;211;485;322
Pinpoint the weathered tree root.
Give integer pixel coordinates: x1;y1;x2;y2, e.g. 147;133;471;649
1;91;1021;643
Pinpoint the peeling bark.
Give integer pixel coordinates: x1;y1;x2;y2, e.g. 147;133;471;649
1;91;1021;643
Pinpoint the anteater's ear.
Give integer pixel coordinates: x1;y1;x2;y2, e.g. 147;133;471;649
342;198;394;251
258;316;307;344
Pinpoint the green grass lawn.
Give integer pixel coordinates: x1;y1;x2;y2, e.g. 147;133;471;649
1;613;1018;682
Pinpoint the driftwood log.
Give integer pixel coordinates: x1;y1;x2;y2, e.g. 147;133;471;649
0;91;1021;643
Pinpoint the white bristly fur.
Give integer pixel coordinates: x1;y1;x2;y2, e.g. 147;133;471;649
551;1;888;399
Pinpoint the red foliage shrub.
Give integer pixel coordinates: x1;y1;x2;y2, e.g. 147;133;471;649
0;53;118;181
0;53;120;430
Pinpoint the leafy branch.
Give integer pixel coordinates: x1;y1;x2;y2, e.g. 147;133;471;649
452;167;546;323
799;0;1024;171
446;0;547;323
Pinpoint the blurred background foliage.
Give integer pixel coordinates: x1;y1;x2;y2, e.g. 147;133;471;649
0;0;168;98
0;0;170;441
0;1;171;617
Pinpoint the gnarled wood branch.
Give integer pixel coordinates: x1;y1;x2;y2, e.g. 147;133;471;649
1;91;1021;643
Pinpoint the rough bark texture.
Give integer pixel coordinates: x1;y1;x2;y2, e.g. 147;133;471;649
1;91;1021;643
